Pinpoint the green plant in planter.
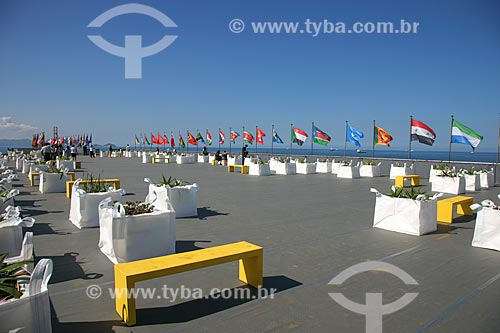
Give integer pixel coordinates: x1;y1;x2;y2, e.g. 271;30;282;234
317;158;328;163
387;186;430;200
277;157;287;163
461;167;477;175
438;169;459;178
257;160;268;165
434;163;450;171
297;158;306;163
393;162;404;167
45;166;65;179
81;174;110;193
156;175;189;188
121;201;154;216
363;160;377;166
341;161;351;166
0;253;32;301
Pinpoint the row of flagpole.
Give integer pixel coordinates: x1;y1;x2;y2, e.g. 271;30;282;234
133;115;497;161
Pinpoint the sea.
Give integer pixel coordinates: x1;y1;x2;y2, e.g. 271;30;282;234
2;145;498;164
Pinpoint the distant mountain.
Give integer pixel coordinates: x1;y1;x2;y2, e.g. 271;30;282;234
0;139;31;148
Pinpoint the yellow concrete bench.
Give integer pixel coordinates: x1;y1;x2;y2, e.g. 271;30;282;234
437;195;474;223
65;178;120;198
395;175;420;188
152;156;170;164
114;241;263;326
228;164;249;174
30;171;75;187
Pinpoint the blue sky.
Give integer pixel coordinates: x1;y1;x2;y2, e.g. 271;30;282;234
1;0;499;151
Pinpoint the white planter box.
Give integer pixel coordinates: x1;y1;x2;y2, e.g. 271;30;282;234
0;259;53;333
315;161;331;173
0;206;35;257
331;162;342;174
98;200;176;264
22;160;33;174
274;162;296;175
15;157;24;170
269;159;279;171
99;151;105;157
249;163;271;176
69;183;125;229
209;155;215;164
296;163;316;174
479;170;494;189
177;155;195;164
145;179;198;218
390;164;414;179
142;154;152;164
244;158;257;166
371;188;440;236
431;176;465;194
197;155;209;163
337;165;360;179
471;199;500;251
57;159;74;171
360;164;381;177
39;172;68;193
464;174;481;192
228;156;242;165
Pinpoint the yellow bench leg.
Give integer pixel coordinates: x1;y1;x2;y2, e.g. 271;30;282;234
437;202;453;223
457;201;473;215
115;268;137;326
395;178;404;187
238;252;263;288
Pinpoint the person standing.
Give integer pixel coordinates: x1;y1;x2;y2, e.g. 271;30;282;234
70;145;77;161
241;144;249;165
109;145;113;158
41;143;51;162
89;144;95;158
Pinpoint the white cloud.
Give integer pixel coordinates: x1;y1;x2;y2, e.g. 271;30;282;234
0;116;37;139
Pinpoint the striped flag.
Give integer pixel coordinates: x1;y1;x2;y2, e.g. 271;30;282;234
230;130;240;143
313;126;331;146
206;130;213;145
243;130;254;144
291;126;308;146
219;129;225;144
411;119;436;146
452;119;482;150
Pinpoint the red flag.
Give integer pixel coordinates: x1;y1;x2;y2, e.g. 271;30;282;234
32;134;38;148
187;132;198;145
151;133;158;144
256;128;265;144
39;133;45;146
170;133;175;148
219;129;225;144
157;133;165;145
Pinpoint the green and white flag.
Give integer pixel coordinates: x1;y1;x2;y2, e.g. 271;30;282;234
451;119;483;150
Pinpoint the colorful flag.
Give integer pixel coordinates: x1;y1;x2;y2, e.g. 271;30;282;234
135;135;140;145
272;129;283;144
196;131;205;143
243;130;254;144
178;133;185;148
89;134;92;144
144;134;151;145
163;134;169;145
451;119;483;150
206;130;213;145
313;126;331;146
188;132;198;145
157;133;165;145
256;128;265;144
230;130;240;143
291;126;308;146
374;126;393;146
32;134;38;148
346;124;364;147
411;119;436;146
151;133;158;144
170;133;175;148
39;133;45;146
219;129;225;144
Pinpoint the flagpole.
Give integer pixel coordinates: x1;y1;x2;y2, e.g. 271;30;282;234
271;125;274;155
255;126;258;155
344;121;348;159
495;113;499;185
290;123;293;158
311;122;314;156
229;127;232;154
448;115;454;162
408;115;413;160
372;120;376;159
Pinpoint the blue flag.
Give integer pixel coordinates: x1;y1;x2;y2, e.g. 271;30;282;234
272;129;284;144
346;124;364;147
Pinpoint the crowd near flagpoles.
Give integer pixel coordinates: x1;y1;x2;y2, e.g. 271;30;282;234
408;115;413;159
448;115;454;162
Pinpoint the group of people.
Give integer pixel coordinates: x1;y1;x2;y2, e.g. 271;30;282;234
40;143;91;162
212;145;250;165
